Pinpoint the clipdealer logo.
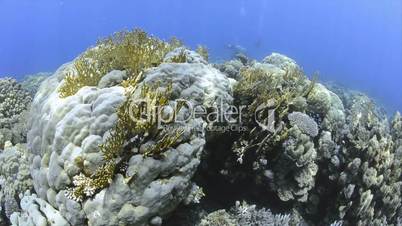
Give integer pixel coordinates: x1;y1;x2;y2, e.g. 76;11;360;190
254;100;277;133
126;97;278;132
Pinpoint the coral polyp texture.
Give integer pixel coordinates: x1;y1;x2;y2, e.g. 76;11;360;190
1;30;401;226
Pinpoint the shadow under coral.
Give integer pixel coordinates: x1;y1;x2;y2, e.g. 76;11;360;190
164;131;293;225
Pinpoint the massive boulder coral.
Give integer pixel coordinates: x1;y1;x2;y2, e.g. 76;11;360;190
27;30;232;226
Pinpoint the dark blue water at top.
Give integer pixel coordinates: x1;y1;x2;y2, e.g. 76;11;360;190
0;0;401;113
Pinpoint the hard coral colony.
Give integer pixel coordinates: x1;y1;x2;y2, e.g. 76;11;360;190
0;29;401;226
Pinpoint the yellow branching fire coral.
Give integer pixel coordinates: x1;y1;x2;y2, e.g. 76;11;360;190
233;66;316;158
59;59;109;98
143;129;184;159
64;29;185;201
59;29;181;98
196;45;209;62
66;82;182;202
169;49;188;63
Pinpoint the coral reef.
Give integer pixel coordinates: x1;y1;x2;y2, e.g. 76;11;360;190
26;31;232;225
212;53;401;226
230;201;293;226
10;191;69;226
193;201;341;226
274;125;318;202
214;54;250;79
221;54;319;204
199;209;236;226
0;78;32;149
0;144;33;224
164;47;207;64
199;201;291;226
2;30;401;226
327;92;401;226
0;78;31;124
196;45;209;62
20;72;51;97
167;201;300;226
64;82;183;202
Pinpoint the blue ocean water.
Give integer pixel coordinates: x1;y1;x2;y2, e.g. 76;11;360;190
0;0;401;113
